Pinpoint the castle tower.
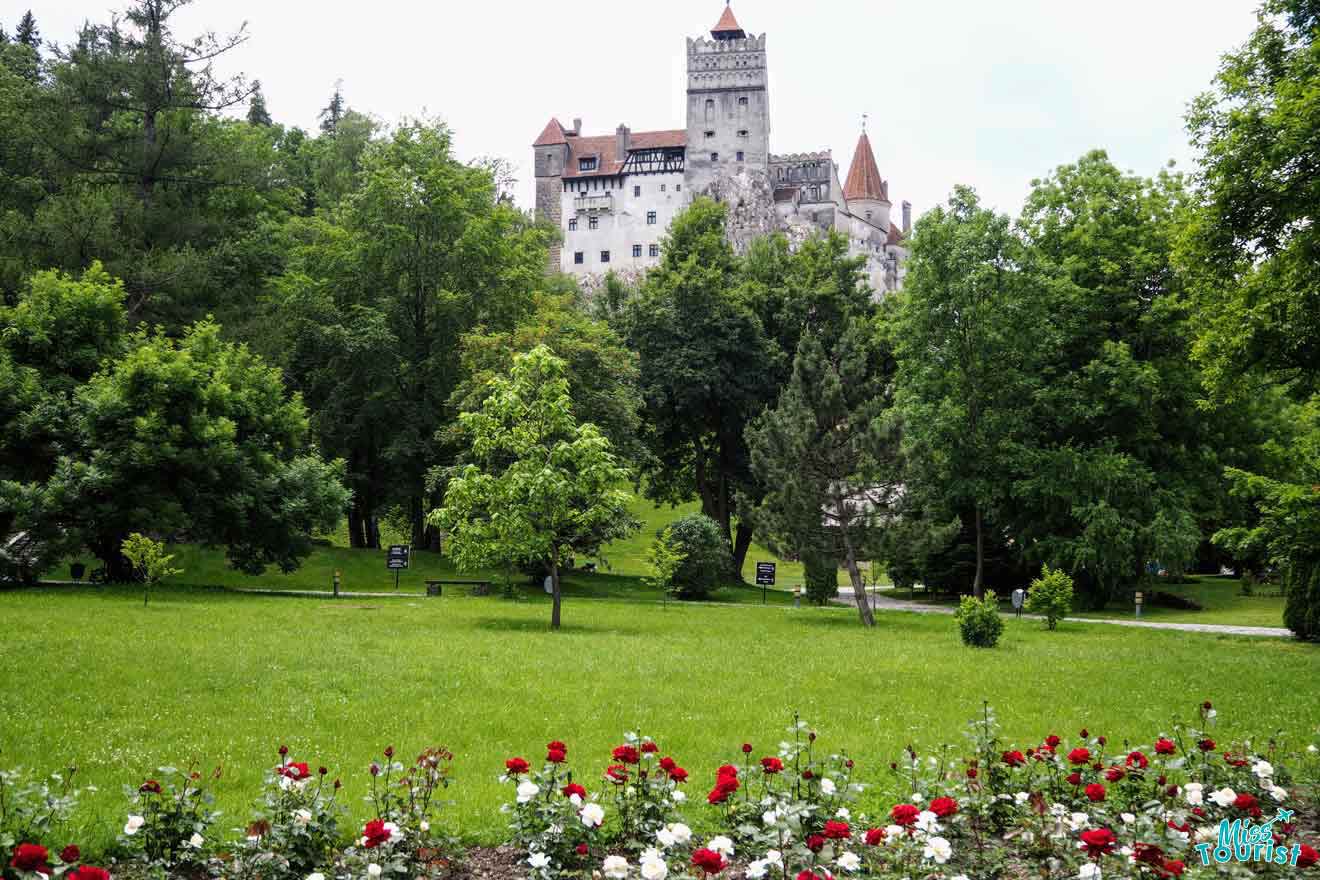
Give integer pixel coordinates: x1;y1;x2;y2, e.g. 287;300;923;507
684;3;769;196
533;118;570;269
843;127;891;232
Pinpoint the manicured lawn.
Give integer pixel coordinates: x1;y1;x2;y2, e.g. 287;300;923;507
3;584;1317;857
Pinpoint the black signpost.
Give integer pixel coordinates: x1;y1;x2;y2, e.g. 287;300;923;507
386;544;410;591
755;561;776;604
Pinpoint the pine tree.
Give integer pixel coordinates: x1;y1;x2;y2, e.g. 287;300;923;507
318;82;345;135
246;86;272;126
15;11;38;48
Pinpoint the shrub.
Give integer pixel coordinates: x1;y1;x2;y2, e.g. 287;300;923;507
1285;556;1320;641
118;765;219;873
664;514;732;599
954;591;1004;647
802;550;839;605
1024;565;1074;629
224;748;344;880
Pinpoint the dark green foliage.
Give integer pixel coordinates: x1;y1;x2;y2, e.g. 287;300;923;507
955;592;1005;648
246;88;273;126
1283;557;1320;641
802;550;839;605
664;513;732;600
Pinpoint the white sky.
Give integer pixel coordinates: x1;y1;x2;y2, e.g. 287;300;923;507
11;0;1261;221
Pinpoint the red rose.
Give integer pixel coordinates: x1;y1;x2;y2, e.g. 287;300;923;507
1167;819;1191;834
505;757;530;775
1197;739;1215;752
612;745;640;765
1085;783;1107;802
966;767;978;779
667;766;689;783
278;762;311;780
1125;750;1148;769
59;846;80;864
1080;728;1089;738
801;770;814;780
1163;860;1186;876
706;775;739;803
1296;845;1319;868
10;844;49;872
576;843;589;856
548;740;567;753
741;743;753;754
1067;748;1091;765
139;779;162;794
1067;771;1082;786
929;796;959;818
659;757;677;772
806;833;826;852
1079;827;1117;858
641;742;659;754
1002;750;1026;767
1105;766;1126;782
823;820;851;839
716;764;739;780
70;869;110;880
1133;842;1165;866
864;827;886;846
1154;738;1176;755
362;818;391;848
1097;736;1107;746
562;782;587;799
760;756;784;774
890;804;920;826
690;848;728;875
1223;752;1249;768
605;764;630;784
1045;734;1061;748
547;748;566;764
796;873;825;880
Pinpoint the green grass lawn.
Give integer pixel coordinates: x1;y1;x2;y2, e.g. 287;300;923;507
3;583;1317;857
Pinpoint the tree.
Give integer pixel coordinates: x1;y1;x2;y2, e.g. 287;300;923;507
626;198;780;578
319;83;346;135
14;11;38;49
643;525;687;598
892;186;1042;598
661;512;733;600
1024;565;1074;630
745;323;899;626
430;346;637;629
247;87;272;126
121;532;182;606
3;309;349;581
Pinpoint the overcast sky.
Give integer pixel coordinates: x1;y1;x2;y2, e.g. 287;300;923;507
11;0;1261;220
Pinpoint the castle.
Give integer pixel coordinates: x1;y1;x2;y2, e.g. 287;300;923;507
532;3;910;296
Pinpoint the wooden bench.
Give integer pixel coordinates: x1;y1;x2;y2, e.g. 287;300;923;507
424;580;492;597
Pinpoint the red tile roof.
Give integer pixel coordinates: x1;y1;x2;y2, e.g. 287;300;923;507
533;118;567;147
712;4;745;38
887;224;906;245
843;131;888;203
561;129;688;178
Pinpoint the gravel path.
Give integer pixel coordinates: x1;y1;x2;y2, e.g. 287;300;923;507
834;588;1293;638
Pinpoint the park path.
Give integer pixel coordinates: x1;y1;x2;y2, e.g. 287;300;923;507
834;587;1293;638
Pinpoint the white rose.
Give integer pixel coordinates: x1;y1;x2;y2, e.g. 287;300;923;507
516;780;540;803
1252;760;1274;780
366;865;381;878
580;802;605;828
307;874;326;880
836;851;861;872
124;815;145;835
820;777;837;795
670;790;686;803
640;855;668;880
667;823;692;845
420;820;430;832
923;835;953;864
569;793;583;807
1183;782;1203;806
1208;787;1237;808
1079;863;1101;880
602;855;630;878
763;850;783;866
746;861;770;880
762;809;780;826
1309;744;1318;754
528;852;551;869
294;809;312;826
1120;812;1135;825
915;810;941;834
1014;791;1030;805
188;832;205;848
835;807;850;819
1269;785;1288;802
708;835;734;856
884;824;903;841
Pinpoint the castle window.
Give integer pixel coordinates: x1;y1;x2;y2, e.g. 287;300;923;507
634;185;641;197
647;211;657;225
738;129;748;138
660;184;666;192
579;157;597;172
568;218;577;232
600;250;611;263
705;130;715;139
649;244;660;258
736;151;744;162
676;184;681;191
711;152;719;162
589;216;599;230
704;99;714;123
574;251;584;265
633;244;643;258
738;96;749;112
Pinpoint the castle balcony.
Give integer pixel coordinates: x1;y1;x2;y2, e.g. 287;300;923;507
574;193;614;215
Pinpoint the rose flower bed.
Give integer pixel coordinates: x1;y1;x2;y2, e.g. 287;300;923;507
2;704;1318;879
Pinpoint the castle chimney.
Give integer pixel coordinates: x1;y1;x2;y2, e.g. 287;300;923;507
616;124;630;157
902;200;912;234
571;118;582;136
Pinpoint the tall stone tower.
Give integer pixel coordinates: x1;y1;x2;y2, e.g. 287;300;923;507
684;3;770;196
532;117;571;269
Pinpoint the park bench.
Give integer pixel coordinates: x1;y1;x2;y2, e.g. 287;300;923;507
424;579;492;597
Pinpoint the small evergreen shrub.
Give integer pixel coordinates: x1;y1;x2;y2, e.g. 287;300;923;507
802;550;839;605
1284;556;1320;641
955;591;1004;648
1024;565;1074;630
664;514;732;600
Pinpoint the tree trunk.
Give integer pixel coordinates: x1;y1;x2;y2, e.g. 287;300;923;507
973;504;985;600
730;522;754;583
409;494;426;547
834;493;876;627
550;556;562;630
347;507;366;549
